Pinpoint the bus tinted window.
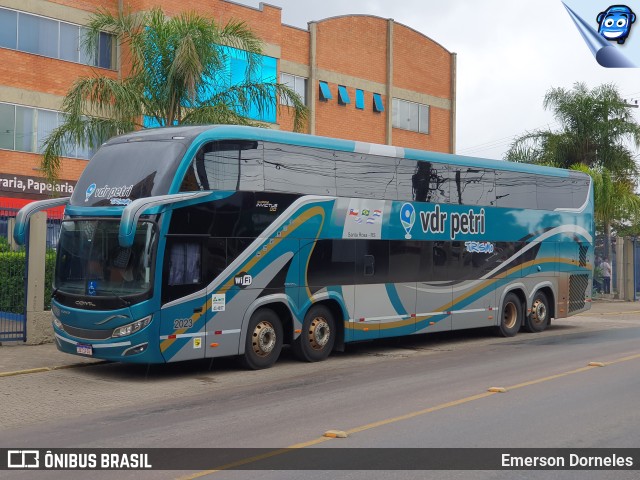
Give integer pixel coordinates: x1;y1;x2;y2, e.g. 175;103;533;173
71;141;186;206
168;193;297;239
572;177;590;210
389;241;421;282
356;240;389;284
496;171;536;209
180;140;263;192
264;142;336;195
397;160;449;203
306;239;356;288
450;167;496;206
335;153;397;200
537;175;572;210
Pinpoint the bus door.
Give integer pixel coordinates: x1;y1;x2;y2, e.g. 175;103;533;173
452;241;497;330
351;240;395;341
159;236;208;362
415;241;452;334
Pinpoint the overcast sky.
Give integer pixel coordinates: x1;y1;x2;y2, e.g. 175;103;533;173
230;0;640;160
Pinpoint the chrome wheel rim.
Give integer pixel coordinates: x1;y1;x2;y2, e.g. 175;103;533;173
252;321;276;357
531;299;547;325
307;316;330;350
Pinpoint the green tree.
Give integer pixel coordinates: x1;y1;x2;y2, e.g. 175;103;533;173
42;7;307;182
505;83;640;177
506;82;640;263
570;164;640;263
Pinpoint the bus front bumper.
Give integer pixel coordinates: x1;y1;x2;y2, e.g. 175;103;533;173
52;321;165;364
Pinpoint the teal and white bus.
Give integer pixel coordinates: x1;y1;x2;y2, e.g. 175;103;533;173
15;125;594;369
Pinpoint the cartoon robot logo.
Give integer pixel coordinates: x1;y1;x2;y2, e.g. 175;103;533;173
400;203;415;239
597;5;636;44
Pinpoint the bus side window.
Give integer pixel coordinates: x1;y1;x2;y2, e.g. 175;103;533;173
451;168;495;206
397;160;450;203
179;140;263;192
168;242;201;286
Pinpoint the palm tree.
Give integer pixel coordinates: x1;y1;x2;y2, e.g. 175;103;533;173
506;83;640;270
42;7;307;182
506;83;640;177
570;164;640;264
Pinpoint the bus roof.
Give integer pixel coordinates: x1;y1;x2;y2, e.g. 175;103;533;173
109;125;583;179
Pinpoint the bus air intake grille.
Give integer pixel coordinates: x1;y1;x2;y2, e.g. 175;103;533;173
568;274;589;313
60;323;114;340
579;245;588;267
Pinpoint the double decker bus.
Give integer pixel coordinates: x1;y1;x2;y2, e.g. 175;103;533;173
15;125;594;369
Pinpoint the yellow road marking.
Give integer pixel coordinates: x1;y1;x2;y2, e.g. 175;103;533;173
177;350;640;479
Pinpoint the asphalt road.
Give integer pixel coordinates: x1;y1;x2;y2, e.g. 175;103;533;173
1;302;639;480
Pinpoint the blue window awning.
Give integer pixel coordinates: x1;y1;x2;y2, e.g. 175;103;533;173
355;89;365;109
338;85;350;104
373;93;384;112
319;81;332;101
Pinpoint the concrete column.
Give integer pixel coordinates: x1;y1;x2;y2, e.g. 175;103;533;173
623;237;634;301
450;53;457;153
386;19;394;145
117;0;123;81
8;217;18;251
615;238;625;300
308;21;318;135
26;212;52;344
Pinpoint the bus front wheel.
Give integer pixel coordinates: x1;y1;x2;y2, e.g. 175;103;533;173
241;308;283;370
292;305;336;362
496;292;522;337
523;291;550;333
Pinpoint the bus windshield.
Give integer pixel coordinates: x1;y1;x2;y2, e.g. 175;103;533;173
55;219;157;298
70;140;186;207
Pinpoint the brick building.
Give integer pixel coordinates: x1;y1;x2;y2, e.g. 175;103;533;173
0;0;456;206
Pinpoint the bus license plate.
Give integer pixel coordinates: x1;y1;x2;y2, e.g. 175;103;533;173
76;344;93;356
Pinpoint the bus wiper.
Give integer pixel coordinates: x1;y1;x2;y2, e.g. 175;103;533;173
102;289;131;307
114;293;131;308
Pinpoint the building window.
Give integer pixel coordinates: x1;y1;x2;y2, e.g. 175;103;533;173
319;81;332;101
0;7;116;69
392;98;429;134
280;73;307;106
337;85;350;105
355;89;365;110
373;93;384;112
0;101;95;159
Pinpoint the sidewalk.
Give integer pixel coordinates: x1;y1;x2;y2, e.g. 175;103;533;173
0;341;104;377
1;300;637;377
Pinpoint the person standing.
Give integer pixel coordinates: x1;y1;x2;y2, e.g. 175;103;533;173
600;258;612;294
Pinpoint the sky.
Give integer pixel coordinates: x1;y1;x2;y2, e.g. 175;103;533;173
228;0;640;160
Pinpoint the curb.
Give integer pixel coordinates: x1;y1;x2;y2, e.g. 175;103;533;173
0;360;108;378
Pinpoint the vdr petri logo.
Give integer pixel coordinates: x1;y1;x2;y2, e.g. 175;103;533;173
8;450;39;468
400;203;416;239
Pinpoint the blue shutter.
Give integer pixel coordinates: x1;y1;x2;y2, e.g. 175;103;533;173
373;93;384;112
319;81;332;101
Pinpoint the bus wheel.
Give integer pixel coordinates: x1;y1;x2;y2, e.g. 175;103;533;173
524;291;549;333
496;292;522;337
241;309;283;370
292;305;335;362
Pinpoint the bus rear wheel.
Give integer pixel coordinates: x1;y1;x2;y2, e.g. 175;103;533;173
524;291;550;333
292;305;335;362
496;292;522;337
241;308;283;370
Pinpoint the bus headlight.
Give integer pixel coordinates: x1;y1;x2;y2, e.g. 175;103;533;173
52;316;64;331
112;316;152;338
